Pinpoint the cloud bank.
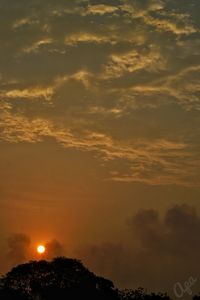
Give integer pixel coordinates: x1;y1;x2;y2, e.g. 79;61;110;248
77;204;200;296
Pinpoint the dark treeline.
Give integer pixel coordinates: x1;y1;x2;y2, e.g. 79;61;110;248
0;257;196;300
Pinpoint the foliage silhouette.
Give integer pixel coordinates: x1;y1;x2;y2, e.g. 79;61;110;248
0;257;172;300
0;257;118;300
119;288;171;300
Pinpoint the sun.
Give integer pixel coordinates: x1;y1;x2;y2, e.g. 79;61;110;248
37;245;46;254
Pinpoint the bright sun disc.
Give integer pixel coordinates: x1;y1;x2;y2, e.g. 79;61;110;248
37;245;46;254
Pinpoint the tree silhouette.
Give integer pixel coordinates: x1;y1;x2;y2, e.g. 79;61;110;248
0;257;172;300
0;257;119;300
120;288;171;300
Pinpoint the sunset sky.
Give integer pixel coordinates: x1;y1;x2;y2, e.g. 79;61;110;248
0;0;200;297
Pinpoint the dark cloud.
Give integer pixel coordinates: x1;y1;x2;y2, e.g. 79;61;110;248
129;204;200;256
77;204;200;297
7;233;30;267
45;239;64;259
2;206;200;298
3;235;64;272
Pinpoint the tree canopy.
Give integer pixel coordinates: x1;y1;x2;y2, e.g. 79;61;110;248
0;257;118;300
0;257;173;300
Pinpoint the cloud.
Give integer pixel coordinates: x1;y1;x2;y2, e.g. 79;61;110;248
0;112;56;143
12;17;39;30
129;204;200;255
3;205;200;296
142;14;197;35
0;104;199;186
121;64;200;111
77;204;200;294
119;1;163;21
7;233;30;267
2;235;64;273
120;1;197;35
0;0;200;188
102;46;166;79
23;38;54;54
65;32;115;45
45;239;64;259
1;70;93;102
86;4;119;16
4;87;54;101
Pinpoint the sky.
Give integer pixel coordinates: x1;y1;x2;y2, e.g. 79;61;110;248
0;0;200;297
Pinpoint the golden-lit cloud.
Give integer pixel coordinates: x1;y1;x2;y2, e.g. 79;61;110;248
23;38;54;54
0;0;200;188
102;46;166;79
119;1;197;35
4;87;54;101
65;32;115;45
86;4;119;15
142;14;197;35
0;103;199;186
12;18;37;29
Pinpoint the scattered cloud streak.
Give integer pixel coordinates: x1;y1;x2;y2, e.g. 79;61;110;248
0;0;200;187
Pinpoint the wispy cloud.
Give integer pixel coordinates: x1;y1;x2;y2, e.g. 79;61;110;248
0;103;199;186
0;0;199;187
23;38;54;54
102;46;166;79
86;4;119;16
65;32;115;45
4;87;54;101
